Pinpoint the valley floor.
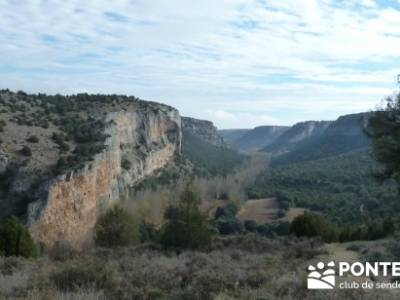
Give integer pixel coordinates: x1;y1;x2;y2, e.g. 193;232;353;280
237;198;306;224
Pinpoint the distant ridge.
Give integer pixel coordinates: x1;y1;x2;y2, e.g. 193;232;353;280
267;113;371;166
262;121;332;154
219;129;250;145
220;126;289;151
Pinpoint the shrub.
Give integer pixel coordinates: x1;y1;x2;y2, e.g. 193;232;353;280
0;120;5;132
51;261;118;292
215;217;243;235
244;220;258;232
256;224;273;237
139;221;158;243
277;209;286;218
214;202;238;220
290;212;338;243
121;158;132;170
217;192;229;200
214;202;243;235
26;135;39;143
19;145;32;156
160;187;211;249
0;216;37;258
383;218;395;236
273;222;290;236
48;241;77;262
95;206;139;248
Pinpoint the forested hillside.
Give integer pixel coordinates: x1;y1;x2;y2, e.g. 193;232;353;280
219;129;249;145
262;121;331;154
182;130;244;176
249;149;399;225
225;126;289;151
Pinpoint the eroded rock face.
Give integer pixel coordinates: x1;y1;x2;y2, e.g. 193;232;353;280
182;117;225;147
27;108;181;247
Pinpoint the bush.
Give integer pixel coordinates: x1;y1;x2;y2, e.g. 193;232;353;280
214;202;243;235
19;145;32;156
139;221;158;243
290;212;338;242
214;202;238;220
217;192;229;200
215;217;243;235
48;240;77;262
273;222;290;236
244;220;258;232
160;187;211;249
256;224;273;237
26;135;39;143
0;120;5;132
51;261;118;292
0;216;37;258
95;207;139;248
121;158;132;170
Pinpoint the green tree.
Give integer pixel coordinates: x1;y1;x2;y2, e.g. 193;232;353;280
20;145;32;156
367;87;400;187
290;212;338;242
0;216;37;258
95;206;139;248
160;187;211;249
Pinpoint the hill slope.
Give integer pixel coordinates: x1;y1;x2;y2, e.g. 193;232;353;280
271;113;370;166
262;121;331;154
249;149;399;225
230;126;289;151
182;130;244;176
219;129;250;145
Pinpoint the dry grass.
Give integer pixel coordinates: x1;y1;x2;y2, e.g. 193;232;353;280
238;198;279;223
0;236;398;299
237;198;308;225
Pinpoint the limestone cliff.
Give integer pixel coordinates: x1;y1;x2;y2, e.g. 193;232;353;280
182;117;225;147
227;126;289;151
27;108;181;247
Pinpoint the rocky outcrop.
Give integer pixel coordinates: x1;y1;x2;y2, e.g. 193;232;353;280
228;126;289;151
269;113;371;166
262;121;331;154
27;107;181;247
182;117;225;147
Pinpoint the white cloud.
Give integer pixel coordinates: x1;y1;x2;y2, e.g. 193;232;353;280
0;0;399;128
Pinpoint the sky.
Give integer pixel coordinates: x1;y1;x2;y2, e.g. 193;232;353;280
0;0;399;129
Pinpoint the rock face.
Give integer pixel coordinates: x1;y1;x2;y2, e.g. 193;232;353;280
262;121;332;154
227;126;289;151
268;113;371;166
27;107;181;247
182;117;225;147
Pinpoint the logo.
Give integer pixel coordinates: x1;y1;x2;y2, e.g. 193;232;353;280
307;261;335;289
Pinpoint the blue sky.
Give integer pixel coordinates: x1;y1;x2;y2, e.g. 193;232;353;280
0;0;399;128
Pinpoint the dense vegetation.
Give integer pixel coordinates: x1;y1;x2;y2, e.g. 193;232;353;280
367;90;400;188
94;207;140;248
261;121;330;154
266;114;370;166
290;212;394;243
249;149;399;225
160;187;211;249
182;130;245;176
0;216;37;258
